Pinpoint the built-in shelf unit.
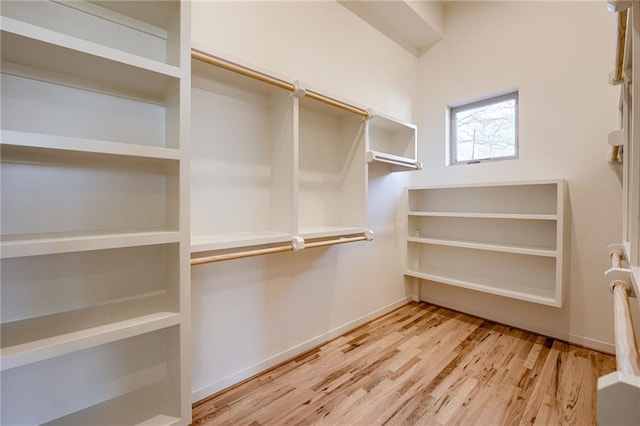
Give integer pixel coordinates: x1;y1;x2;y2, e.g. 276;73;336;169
297;95;367;239
405;180;566;307
190;49;413;259
191;56;295;253
365;113;421;171
1;1;191;424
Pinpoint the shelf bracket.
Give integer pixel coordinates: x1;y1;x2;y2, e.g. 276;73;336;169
292;236;305;251
293;80;306;97
607;243;636;297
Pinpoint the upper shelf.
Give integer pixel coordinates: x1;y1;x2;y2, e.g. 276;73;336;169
1;0;182;66
1;17;180;103
407;211;558;220
366;113;420;171
408;181;561;216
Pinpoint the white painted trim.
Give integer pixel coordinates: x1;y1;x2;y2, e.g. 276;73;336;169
569;334;616;355
191;296;413;403
407;178;565;190
407;211;557;220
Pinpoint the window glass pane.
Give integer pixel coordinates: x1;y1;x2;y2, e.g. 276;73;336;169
454;96;516;162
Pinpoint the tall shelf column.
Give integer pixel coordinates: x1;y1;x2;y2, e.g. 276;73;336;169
0;1;191;424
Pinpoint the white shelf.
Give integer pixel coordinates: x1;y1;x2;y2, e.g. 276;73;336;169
408;179;563;190
407;211;558;220
297;95;367;234
1;2;190;424
366;112;418;171
405;269;559;307
1;17;180;103
1;293;178;370
407;236;557;257
365;150;421;170
191;57;295;246
1;130;180;161
192;52;370;255
406;180;565;307
298;226;369;240
191;231;294;253
1;0;180;67
44;381;181;426
0;231;181;259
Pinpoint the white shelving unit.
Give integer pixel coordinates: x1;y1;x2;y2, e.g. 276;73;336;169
365;112;421;171
190;49;371;256
190;57;295;253
405;180;566;307
297;95;367;239
1;1;191;424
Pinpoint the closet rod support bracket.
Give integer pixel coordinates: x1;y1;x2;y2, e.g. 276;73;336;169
366;108;375;119
292;236;305;251
293;81;306;97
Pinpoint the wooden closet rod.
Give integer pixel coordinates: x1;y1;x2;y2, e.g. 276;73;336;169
191;233;372;265
191;50;295;92
191;245;294;265
611;249;623;268
611;282;640;376
304;90;369;118
613;9;628;83
191;49;368;118
607;249;640;376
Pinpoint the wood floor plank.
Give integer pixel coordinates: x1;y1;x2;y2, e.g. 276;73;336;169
192;302;616;426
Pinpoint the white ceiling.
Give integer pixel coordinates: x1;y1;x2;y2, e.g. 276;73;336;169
339;1;444;56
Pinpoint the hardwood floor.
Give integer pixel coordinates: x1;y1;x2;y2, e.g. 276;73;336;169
192;302;616;425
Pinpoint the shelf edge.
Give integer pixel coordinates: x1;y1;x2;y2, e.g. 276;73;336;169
406;237;557;257
405;270;561;307
0;312;180;371
1;17;181;79
1;231;182;258
407;211;558;220
1;130;180;161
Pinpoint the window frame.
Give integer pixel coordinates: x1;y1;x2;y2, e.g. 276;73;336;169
449;91;519;165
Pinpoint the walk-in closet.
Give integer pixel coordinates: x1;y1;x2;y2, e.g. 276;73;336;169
1;1;639;424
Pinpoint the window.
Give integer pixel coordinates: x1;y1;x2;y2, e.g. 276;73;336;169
450;91;518;164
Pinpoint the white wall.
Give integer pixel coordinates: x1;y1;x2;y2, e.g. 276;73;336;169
190;1;418;401
415;1;621;352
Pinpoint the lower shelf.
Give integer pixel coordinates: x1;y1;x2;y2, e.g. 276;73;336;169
1;293;179;370
405;269;560;307
45;381;182;426
2;326;183;425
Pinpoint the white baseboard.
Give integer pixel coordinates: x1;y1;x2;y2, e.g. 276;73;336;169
568;334;615;354
191;296;413;403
